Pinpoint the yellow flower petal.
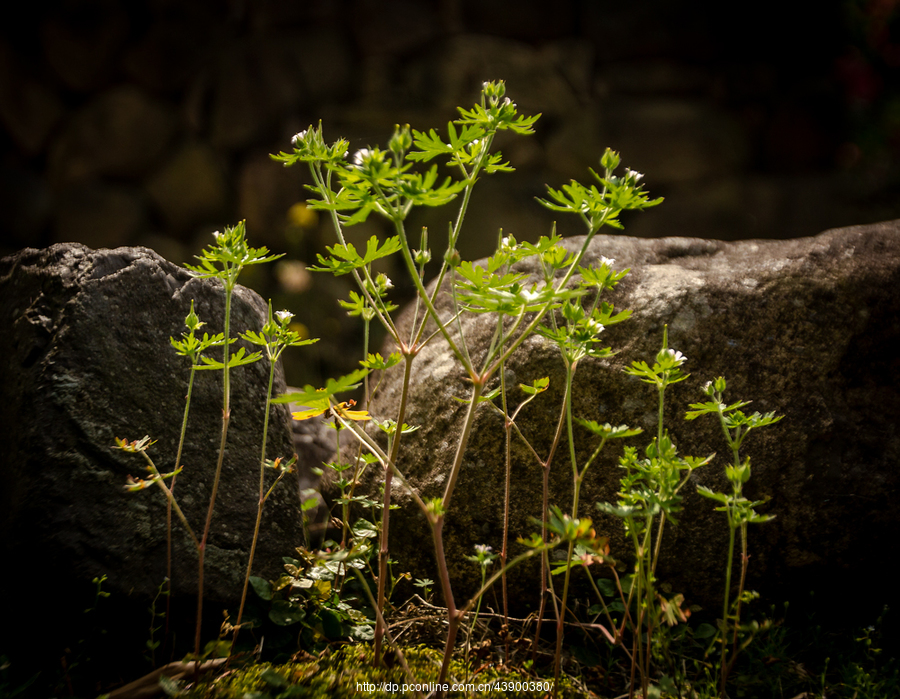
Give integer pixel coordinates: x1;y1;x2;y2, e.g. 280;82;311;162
333;401;371;421
291;406;328;421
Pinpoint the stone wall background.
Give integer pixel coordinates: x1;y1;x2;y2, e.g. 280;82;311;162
2;0;899;387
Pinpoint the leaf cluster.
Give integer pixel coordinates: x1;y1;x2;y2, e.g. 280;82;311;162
311;236;402;276
537;148;663;233
625;346;690;389
241;545;376;657
688;377;783;526
598;435;712;529
242;302;319;362
185;220;283;287
276;81;538;232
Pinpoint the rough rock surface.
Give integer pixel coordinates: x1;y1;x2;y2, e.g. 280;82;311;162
0;243;305;674
363;221;900;616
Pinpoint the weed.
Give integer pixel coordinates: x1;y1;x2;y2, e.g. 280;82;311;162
104;82;893;699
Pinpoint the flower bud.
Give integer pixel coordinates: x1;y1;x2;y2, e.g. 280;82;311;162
388;124;412;156
600;148;621;172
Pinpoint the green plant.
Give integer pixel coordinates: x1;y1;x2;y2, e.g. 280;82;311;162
592;329;712;698
686;375;782;695
233;301;317;649
464;544;498;672
274;81;661;694
236;549;377;661
107;81;821;699
116;222;313;661
145;577;169;667
182;222;283;655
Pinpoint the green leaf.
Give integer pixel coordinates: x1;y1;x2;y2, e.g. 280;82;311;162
517;533;547;549
338;290;372;319
273;368;370;405
579;263;629;291
301;497;320;513
595;577;617;598
309;236;402;276
408;128;454;162
520;377;550;395
351;624;376;641
696;485;729;504
196;346;263;370
376;418;420;435
249;576;273;601
320;608;344;640
576;419;642;440
685;400;725;420
360;352;402;371
351;519;378;540
269;600;304;626
305;564;336;582
694;622;718;639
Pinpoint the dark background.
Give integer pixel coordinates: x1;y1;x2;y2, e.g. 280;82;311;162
2;0;899;386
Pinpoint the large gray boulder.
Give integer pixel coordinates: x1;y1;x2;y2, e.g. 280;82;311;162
0;244;304;681
363;221;900;617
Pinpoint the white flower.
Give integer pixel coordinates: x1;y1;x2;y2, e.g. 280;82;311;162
667;349;687;364
275;310;294;324
599;256;616;267
291;130;308;147
352;148;372;167
625;168;644;183
585;318;605;335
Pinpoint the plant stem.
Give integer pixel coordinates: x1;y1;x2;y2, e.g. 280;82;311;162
351;568;423;699
140;452;199;549
434;380;484;690
434;516;462;692
532;378;570;660
553;360;579;693
374;352;414;664
720;517;737;697
165;361;198;654
498;343;512;662
195;281;235;657
233;352;277;651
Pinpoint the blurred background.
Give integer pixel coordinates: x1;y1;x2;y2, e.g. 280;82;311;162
2;0;899;386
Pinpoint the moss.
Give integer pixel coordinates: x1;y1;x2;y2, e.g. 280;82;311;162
183;644;588;698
